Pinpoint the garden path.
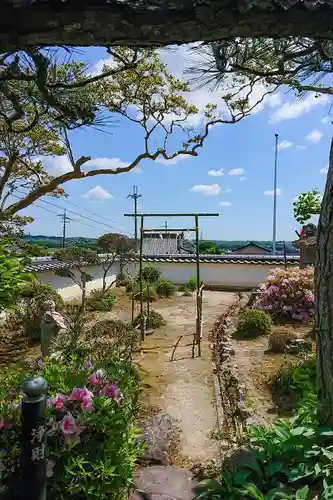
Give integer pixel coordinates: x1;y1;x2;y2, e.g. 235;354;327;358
135;291;236;467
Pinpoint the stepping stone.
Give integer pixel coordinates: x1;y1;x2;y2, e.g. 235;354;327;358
138;413;174;465
131;466;196;500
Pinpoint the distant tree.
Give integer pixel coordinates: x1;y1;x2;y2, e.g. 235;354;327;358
199;241;222;254
97;233;135;292
53;247;98;312
293;189;322;225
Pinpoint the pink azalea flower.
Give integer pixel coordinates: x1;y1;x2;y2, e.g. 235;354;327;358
48;394;67;411
69;387;94;412
60;412;84;444
101;381;123;404
88;368;107;387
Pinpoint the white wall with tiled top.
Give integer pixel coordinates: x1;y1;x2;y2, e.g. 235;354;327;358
35;260;299;299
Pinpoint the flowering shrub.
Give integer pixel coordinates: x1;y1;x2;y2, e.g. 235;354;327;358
253;267;314;322
0;357;141;499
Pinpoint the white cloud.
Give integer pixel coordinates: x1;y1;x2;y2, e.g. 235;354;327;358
321;116;332;124
85;157;129;170
190;184;220;196
156;155;190;166
269;93;329;124
320;166;328;174
38;155;73;176
219;201;232;207
83;186;114;200
264;188;281;196
277;140;293;151
229;168;245;176
208;168;224;177
306;129;323;143
239;176;246;182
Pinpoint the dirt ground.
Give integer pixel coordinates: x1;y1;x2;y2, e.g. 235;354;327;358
131;291;236;467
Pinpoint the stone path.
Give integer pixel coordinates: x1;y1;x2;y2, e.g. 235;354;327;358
134;291;236;499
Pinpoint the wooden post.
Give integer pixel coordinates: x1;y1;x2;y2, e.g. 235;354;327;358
20;376;47;500
147;284;150;330
131;292;135;325
139;215;145;342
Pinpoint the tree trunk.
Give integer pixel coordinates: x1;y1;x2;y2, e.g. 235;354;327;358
1;0;333;50
315;136;333;425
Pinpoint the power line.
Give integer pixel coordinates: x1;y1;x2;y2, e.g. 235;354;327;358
11;194;98;231
15;189;132;237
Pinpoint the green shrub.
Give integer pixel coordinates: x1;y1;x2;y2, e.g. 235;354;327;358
11;281;64;341
138;266;161;283
87;288;116;311
133;310;166;330
187;276;197;291
156;278;176;297
182;287;192;297
236;308;271;339
131;281;157;301
0;357;141;500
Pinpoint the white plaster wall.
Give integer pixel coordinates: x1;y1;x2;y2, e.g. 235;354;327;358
37;263;120;300
122;261;299;289
35;260;299;297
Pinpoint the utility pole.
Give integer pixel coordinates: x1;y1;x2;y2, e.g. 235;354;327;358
164;220;168;230
127;185;142;247
57;209;71;248
272;133;279;256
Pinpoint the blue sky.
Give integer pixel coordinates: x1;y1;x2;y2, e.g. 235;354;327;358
23;46;332;241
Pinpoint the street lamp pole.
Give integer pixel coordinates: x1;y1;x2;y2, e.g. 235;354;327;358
272;133;279;256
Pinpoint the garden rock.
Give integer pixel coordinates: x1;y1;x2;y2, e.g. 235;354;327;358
131;466;196;500
222;445;259;475
286;338;312;354
138;413;174;465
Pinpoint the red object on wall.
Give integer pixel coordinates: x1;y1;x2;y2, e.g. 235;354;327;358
300;227;305;237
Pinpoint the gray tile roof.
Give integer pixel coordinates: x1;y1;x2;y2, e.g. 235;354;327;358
24;253;300;273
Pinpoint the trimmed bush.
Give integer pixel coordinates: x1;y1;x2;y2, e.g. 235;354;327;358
253;267;314;322
187;276;197;291
87;289;116;311
133;310;166;329
156;278;176;297
236;308;271;339
131;281;157;302
268;327;298;353
0;357;141;499
138;266;161;284
10;281;64;341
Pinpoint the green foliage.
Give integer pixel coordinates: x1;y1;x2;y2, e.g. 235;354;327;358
187;276;198;291
53;246;98;265
139;266;162;284
182;287;192;297
293;189;322;224
133;310;166;330
156;278;176;297
131;281;157;302
0;244;32;311
268;358;316;404
87;289;116;311
97;233;135;254
0;357;141;499
194;361;329;499
10;280;64;340
236;308;271;339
